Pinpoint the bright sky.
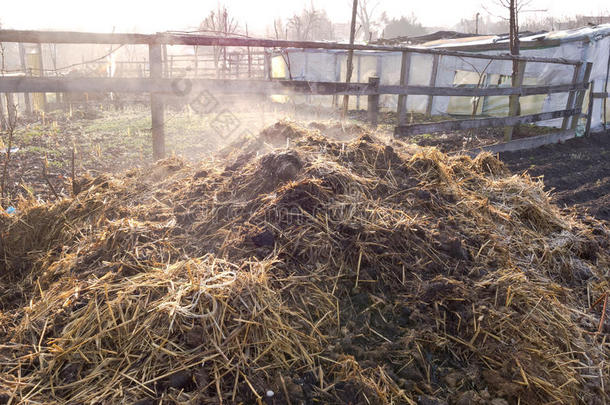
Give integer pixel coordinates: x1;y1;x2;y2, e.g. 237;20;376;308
1;0;609;34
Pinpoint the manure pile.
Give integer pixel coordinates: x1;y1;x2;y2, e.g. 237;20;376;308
0;121;609;404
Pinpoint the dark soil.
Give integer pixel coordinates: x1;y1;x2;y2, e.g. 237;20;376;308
500;131;610;222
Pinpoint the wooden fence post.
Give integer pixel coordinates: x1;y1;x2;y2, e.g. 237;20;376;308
264;51;272;80
503;60;526;141
35;43;48;113
149;43;165;160
356;54;361;110
561;63;583;131
585;80;595;137
333;53;340;108
397;51;411;126
368;76;380;128
246;25;252;79
570;62;593;132
18;43;32;115
162;45;169;78
235;54;240;79
426;54;440;118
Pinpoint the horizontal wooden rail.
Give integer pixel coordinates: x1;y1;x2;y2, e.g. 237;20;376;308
465;130;577;156
380;82;588;97
0;77;588;98
593;92;609;98
0;30;582;65
0;77;373;96
394;109;581;136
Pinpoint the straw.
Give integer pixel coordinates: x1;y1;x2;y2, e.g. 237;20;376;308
0;121;608;404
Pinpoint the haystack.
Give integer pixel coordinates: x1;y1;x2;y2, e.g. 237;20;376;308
0;121;608;404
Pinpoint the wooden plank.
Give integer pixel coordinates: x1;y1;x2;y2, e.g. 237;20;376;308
0;30;153;45
149;44;165;160
562;63;582;130
18;43;32;115
394;109;580;137
504;61;526;141
264;52;272;80
124;37;589;66
0;30;582;65
570;62;593;131
585;80;595;137
0;77;375;95
35;43;47;112
333;53;340;107
379;82;587;97
592;92;609;98
355;54;361;110
426;55;440;117
367;76;380;128
0;77;589;98
162;45;169;78
397;51;411;126
467;130;577;156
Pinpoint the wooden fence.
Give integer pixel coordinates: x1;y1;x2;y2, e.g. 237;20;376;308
0;29;593;159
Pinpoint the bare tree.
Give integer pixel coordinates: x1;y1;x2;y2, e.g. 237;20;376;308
0;41;6;131
273;18;287;40
489;0;536;139
342;0;358;117
287;13;316;41
383;13;427;39
357;0;385;41
199;4;239;78
485;0;547;55
486;0;528;55
286;3;333;41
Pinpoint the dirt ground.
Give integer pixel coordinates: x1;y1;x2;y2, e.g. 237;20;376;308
499;131;610;222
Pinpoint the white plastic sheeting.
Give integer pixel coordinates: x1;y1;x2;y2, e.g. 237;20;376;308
272;24;610;131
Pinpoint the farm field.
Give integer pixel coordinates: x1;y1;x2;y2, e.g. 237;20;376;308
500;132;610;222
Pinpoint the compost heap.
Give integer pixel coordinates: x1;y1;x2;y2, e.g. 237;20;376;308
0;121;608;405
